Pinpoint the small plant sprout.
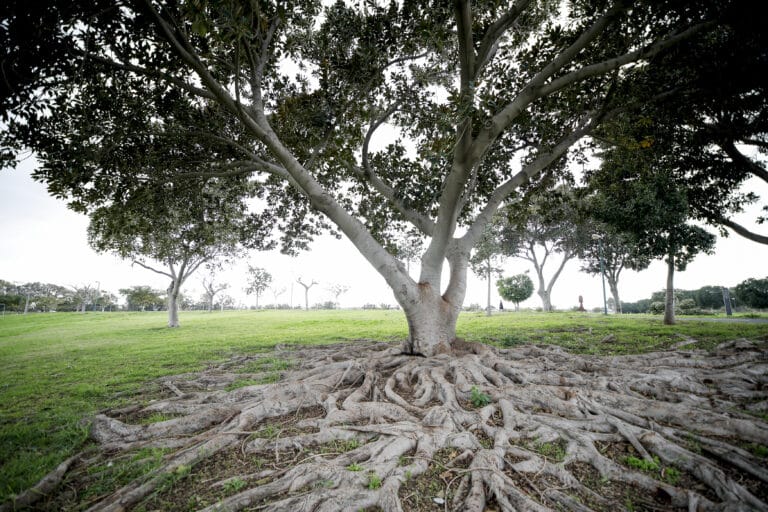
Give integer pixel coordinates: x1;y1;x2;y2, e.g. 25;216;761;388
470;386;491;407
223;477;247;493
367;472;382;490
346;463;364;472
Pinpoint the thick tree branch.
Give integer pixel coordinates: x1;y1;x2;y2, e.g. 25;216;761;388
133;260;173;279
454;0;476;92
718;139;768;184
719;217;768;245
539;21;714;99
475;0;533;77
85;53;216;100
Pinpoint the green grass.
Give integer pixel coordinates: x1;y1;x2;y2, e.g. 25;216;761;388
0;309;766;502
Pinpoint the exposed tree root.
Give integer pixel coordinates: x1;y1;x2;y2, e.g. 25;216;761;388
5;338;768;511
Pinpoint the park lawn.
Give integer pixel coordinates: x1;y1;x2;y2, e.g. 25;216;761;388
0;309;766;502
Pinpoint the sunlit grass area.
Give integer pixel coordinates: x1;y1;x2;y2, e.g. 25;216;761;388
0;309;766;501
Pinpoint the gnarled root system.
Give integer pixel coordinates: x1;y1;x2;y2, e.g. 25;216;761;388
5;338;768;511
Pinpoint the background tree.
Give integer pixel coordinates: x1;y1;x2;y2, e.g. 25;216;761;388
71;284;98;313
201;274;229;313
269;285;287;307
325;283;350;307
93;291;118;312
499;190;590;312
692;285;730;310
734;277;768;309
88;176;260;327
392;229;425;277
470;221;505;316
577;220;651;314
496;273;534;312
296;278;318;312
119;286;164;312
245;266;273;309
587;129;716;324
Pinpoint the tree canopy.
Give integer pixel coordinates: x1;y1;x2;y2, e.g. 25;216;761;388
1;0;746;354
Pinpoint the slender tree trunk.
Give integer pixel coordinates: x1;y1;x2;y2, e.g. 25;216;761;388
485;260;492;317
24;294;30;314
167;281;181;328
608;280;621;314
256;291;260;309
207;297;213;312
664;254;676;325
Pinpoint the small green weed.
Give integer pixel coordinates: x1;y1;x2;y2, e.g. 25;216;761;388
624;455;660;472
470;386;491;407
254;425;279;439
534;441;566;462
367;472;382;490
663;466;681;485
346;463;364;472
748;443;768;458
225;378;261;391
138;412;176;425
222;477;247;493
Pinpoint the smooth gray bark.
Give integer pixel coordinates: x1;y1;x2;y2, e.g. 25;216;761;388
664;254;676;325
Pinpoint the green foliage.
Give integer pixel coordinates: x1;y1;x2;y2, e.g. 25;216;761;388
735;277;768;309
346;463;364;472
496;274;534;310
748;443;768;458
534;441;566;462
624;455;660;472
244;266;273;307
663;466;681;485
470;386;491;407
222;477;247;493
678;298;698;315
366;472;382;490
119;286;165;312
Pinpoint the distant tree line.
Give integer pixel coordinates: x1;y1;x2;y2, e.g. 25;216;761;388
619;278;768;314
0;279;118;313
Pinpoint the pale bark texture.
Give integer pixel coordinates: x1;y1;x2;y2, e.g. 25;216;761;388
167;280;181;328
664;254;676;325
609;281;622;314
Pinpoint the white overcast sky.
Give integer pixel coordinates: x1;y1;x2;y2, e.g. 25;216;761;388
1;156;766;310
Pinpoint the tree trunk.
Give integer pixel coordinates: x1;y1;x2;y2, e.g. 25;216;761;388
608;280;621;314
24;294;30;314
664;254;676;325
537;288;552;312
485;260;492;316
207;298;213;312
167;281;181;328
256;292;260;309
400;283;461;356
304;290;309;311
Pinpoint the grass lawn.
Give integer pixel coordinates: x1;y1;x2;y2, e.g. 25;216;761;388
0;309;766;502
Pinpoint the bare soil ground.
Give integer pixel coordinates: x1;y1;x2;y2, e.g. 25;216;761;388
4;337;767;511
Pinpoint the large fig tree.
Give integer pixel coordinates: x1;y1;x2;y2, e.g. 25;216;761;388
4;4;768;511
1;0;724;355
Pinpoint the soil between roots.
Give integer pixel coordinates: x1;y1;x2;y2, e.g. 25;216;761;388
5;338;768;512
